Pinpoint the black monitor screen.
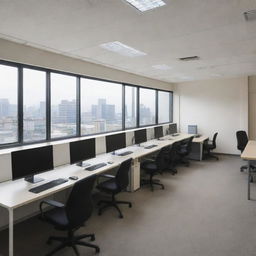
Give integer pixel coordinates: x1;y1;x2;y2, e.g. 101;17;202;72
169;123;177;134
154;126;163;139
70;138;96;164
135;129;147;144
11;146;54;180
106;133;126;153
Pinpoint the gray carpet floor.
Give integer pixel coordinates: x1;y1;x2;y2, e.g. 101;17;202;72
1;155;256;256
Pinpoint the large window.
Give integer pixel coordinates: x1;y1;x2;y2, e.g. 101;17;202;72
139;88;156;126
81;78;122;135
158;91;171;123
125;85;137;128
23;68;46;142
0;64;18;144
51;73;77;138
0;61;173;149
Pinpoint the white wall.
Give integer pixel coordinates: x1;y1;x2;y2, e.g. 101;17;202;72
175;77;248;154
248;76;256;140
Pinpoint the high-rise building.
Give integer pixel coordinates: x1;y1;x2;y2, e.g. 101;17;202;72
0;99;10;118
58;100;76;123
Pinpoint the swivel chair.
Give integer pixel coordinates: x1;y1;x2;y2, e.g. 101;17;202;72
236;130;250;172
39;176;100;256
177;136;194;166
140;146;170;191
203;132;219;160
97;158;132;219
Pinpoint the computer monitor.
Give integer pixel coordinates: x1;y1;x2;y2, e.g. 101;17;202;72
134;129;147;144
154;126;163;139
188;125;198;134
70;138;96;166
106;133;126;154
169;123;177;134
11;146;54;183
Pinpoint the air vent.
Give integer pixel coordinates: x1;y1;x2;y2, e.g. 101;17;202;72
179;56;199;61
244;10;256;21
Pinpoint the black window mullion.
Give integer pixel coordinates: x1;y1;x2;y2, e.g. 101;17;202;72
18;67;23;143
122;84;125;130
155;90;158;124
77;77;81;136
137;87;140;127
46;72;51;141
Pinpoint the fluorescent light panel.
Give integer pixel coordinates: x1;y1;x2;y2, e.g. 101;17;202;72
100;41;146;57
152;64;172;70
124;0;166;12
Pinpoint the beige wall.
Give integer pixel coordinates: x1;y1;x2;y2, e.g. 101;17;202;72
0;38;174;91
174;77;248;154
249;76;256;140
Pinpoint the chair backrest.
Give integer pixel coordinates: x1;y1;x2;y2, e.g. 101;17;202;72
66;175;96;229
156;146;170;170
212;132;218;148
169;142;180;161
186;136;194;154
236;130;248;152
115;158;132;190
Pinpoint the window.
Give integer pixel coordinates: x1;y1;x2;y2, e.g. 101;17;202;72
81;78;122;135
51;73;77;138
23;68;46;142
0;64;18;144
139;88;156;126
125;85;137;128
158;91;171;123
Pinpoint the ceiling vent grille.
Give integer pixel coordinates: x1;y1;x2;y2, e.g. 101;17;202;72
244;10;256;21
179;56;199;61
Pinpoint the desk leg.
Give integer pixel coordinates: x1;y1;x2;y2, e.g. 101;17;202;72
9;208;14;256
200;143;203;161
248;161;251;200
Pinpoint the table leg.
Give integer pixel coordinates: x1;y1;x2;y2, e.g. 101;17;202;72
248;161;251;200
9;208;14;256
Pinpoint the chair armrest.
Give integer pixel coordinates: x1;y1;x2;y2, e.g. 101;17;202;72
96;174;115;184
40;199;65;219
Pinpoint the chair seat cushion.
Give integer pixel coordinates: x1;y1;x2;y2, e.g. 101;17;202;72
141;161;158;173
97;178;120;193
44;208;69;230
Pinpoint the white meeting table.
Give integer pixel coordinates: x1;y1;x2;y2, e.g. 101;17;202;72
0;133;202;256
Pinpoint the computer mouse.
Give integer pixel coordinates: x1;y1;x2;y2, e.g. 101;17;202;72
69;176;79;180
107;161;114;164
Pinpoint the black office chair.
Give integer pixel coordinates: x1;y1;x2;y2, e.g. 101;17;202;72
39;176;100;256
177;136;194;166
167;142;180;175
203;132;219;160
97;158;132;219
236;130;253;173
140;146;170;191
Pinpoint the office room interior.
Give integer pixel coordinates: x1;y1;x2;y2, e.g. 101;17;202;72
0;0;256;255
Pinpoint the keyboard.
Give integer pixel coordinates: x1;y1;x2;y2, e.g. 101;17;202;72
144;144;158;149
29;178;68;194
85;162;107;171
117;151;133;156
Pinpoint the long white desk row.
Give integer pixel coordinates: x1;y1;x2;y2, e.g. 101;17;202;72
0;133;208;256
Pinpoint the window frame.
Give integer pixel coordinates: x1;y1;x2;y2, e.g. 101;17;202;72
0;59;173;149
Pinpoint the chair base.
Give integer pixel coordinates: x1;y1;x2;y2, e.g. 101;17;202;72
240;165;247;172
141;177;165;191
179;157;190;167
204;151;219;161
46;231;100;256
98;195;132;218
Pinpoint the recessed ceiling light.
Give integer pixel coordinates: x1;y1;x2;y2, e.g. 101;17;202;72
124;0;166;12
152;64;172;70
100;41;146;57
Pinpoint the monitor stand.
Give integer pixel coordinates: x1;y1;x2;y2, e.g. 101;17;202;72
25;175;44;184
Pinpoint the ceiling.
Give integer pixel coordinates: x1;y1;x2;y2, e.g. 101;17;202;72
0;0;256;83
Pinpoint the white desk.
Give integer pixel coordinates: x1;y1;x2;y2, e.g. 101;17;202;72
0;132;194;256
241;140;256;200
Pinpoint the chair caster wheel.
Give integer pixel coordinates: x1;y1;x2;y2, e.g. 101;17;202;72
129;204;132;208
119;215;124;219
98;211;102;216
46;239;52;245
96;247;100;253
91;235;95;241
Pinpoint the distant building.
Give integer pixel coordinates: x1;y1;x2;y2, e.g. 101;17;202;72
58;100;76;123
0;98;10;118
